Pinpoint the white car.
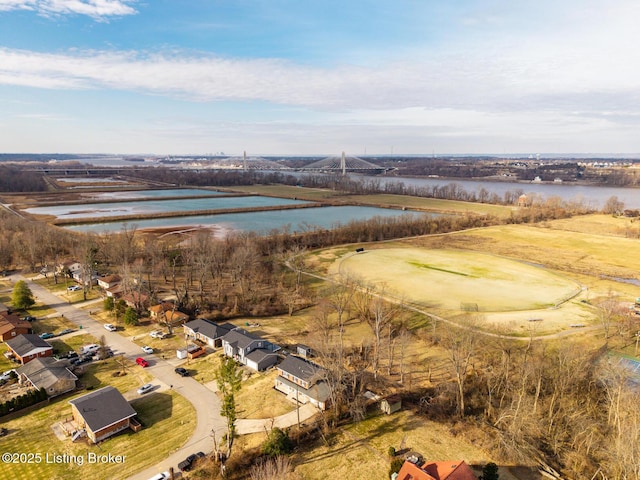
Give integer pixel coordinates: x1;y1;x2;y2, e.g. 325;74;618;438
149;330;162;338
148;471;170;480
104;323;116;332
67;285;81;292
0;370;15;382
141;346;154;354
137;383;153;395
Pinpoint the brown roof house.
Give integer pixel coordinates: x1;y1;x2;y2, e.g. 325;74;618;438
183;319;235;348
221;328;279;371
0;311;32;341
149;302;189;327
275;355;330;410
394;459;477;480
122;292;150;313
69;386;138;443
97;274;121;290
5;334;53;364
16;357;77;397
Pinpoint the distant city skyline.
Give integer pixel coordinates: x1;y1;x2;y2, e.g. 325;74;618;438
1;1;639;155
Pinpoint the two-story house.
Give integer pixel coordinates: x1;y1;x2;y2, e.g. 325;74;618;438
183;319;235;348
5;334;53;365
221;328;279;371
275;355;330;410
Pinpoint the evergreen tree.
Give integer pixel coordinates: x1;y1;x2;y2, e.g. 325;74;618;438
480;462;500;480
216;357;242;457
123;307;139;326
12;280;35;310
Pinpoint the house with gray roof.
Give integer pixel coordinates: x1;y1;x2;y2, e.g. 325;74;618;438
221;328;279;371
16;357;77;397
275;355;330;410
183;319;235;348
69;386;137;443
5;334;53;365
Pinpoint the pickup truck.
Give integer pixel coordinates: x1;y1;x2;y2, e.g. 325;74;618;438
178;452;205;472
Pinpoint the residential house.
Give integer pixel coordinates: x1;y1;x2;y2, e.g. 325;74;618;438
5;334;53;364
221;328;279;371
275;355;330;410
69;386;138;443
147;302;188;326
97;274;121;290
57;260;81;277
105;284;124;299
394;459;477;480
183;319;235;348
121;292;150;312
0;311;32;341
16;357;77;397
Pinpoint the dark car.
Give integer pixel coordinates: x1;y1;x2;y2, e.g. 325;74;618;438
174;367;189;377
58;328;75;336
178;452;205;472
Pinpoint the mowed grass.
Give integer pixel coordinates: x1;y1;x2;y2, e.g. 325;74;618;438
0;390;195;480
332;248;580;312
235;368;294;419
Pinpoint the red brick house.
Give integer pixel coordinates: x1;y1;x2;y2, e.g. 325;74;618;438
149;302;189;326
5;334;53;364
69;386;138;443
0;311;32;341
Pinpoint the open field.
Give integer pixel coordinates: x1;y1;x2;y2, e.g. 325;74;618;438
308;214;640;336
331;248;580;312
292;409;528;480
224;185;515;217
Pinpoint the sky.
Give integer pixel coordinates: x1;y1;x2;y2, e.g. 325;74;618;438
0;0;639;156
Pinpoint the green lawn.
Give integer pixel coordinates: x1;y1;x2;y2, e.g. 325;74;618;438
0;389;195;480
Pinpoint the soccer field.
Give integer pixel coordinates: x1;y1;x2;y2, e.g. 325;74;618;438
332;248;581;312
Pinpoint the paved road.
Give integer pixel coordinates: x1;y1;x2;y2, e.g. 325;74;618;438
10;275;226;479
9;274;316;480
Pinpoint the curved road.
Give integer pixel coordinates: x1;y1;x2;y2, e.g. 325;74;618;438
10;274;315;480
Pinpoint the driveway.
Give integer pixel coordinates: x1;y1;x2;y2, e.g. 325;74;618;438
10;274;227;479
10;274;314;479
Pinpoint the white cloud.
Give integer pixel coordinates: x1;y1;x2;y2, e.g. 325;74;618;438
0;0;136;19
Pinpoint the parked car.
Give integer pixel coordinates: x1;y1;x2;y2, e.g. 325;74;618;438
149;330;162;338
58;328;75;336
178;452;205;472
137;383;153;395
65;351;79;360
104;323;117;332
39;332;54;339
93;348;113;360
0;370;16;382
147;472;170;480
80;344;100;354
71;354;92;366
175;367;189;377
22;315;36;322
135;357;149;367
141;346;154;354
67;285;81;292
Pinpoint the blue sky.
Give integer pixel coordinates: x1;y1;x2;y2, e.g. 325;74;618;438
0;0;639;155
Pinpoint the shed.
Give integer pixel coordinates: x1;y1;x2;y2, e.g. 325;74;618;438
380;395;402;415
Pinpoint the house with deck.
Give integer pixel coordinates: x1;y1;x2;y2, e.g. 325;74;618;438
68;386;138;443
183;319;235;348
275;355;330;410
16;357;77;397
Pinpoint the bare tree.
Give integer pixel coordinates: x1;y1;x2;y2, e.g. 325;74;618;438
441;315;479;417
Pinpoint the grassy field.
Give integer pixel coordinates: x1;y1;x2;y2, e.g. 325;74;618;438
0;378;193;480
292;409;527;480
331;248;580;312
223;185;515;216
